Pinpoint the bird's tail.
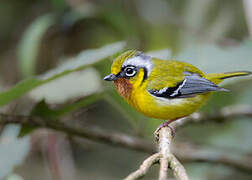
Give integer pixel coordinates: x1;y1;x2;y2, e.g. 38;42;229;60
206;71;251;84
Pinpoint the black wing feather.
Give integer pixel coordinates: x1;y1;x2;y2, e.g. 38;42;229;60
148;74;228;99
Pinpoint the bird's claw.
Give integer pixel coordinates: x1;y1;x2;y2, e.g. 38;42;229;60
154;120;175;141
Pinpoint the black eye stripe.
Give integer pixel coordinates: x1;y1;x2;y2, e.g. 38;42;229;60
119;65;148;82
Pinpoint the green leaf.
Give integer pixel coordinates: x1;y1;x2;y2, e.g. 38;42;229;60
50;0;66;10
17;125;36;138
55;93;103;116
0;41;125;107
30;68;102;104
17;14;55;77
19;93;103;137
0;78;41;106
30;100;57;118
18;100;53;137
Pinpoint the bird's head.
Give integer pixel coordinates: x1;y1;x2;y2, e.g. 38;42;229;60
104;50;153;99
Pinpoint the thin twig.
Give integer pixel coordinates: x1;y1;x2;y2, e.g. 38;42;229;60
158;127;189;180
124;127;190;180
169;155;189;180
158;127;172;180
124;127;189;180
124;153;161;180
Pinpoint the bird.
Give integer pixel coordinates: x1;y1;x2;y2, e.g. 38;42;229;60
104;50;251;138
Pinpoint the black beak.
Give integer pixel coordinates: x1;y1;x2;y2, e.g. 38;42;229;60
104;73;118;81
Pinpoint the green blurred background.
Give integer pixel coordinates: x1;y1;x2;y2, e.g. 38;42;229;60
1;0;252;179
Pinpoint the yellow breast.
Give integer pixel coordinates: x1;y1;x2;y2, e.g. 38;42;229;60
120;62;209;121
129;86;210;120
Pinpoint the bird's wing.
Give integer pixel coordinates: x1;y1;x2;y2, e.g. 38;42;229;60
148;73;228;99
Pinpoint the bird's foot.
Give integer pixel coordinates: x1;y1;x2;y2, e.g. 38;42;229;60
154;120;175;141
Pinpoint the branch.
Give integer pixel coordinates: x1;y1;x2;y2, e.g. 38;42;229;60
124;127;189;180
158;127;189;180
173;142;252;174
169;155;188;180
1;106;252;174
124;153;161;180
158;127;171;180
171;105;252;129
0;113;156;153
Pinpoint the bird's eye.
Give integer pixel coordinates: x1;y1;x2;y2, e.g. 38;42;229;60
125;66;137;77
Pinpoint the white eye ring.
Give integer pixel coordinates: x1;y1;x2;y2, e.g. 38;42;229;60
125;66;137;77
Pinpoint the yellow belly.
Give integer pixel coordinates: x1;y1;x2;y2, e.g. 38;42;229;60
129;89;210;120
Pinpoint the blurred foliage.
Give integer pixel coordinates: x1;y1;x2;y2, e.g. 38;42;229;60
18;14;56;78
5;174;24;180
0;125;29;180
0;0;252;179
0;41;125;106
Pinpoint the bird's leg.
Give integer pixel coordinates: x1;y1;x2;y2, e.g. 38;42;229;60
154;120;175;141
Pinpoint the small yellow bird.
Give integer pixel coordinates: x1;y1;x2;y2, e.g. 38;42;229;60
104;50;251;136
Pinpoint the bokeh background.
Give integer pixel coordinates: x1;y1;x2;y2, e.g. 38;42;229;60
1;0;252;179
